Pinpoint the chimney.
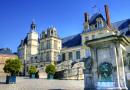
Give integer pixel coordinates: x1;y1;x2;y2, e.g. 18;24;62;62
105;5;111;28
84;12;89;22
40;34;42;39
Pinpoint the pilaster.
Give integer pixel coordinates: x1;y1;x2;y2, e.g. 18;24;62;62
116;43;127;89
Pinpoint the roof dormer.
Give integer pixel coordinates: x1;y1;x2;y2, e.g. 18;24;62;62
96;17;104;28
90;24;95;30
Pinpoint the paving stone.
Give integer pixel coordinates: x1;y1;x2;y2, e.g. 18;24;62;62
0;76;84;90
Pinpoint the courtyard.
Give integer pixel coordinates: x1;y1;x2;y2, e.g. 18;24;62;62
0;76;84;90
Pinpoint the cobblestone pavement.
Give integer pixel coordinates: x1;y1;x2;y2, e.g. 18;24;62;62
0;76;84;90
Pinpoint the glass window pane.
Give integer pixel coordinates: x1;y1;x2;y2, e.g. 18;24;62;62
69;52;72;60
76;51;80;59
86;50;90;58
85;37;89;41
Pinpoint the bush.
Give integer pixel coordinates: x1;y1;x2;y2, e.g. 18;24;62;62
3;58;21;75
45;64;56;75
28;66;37;74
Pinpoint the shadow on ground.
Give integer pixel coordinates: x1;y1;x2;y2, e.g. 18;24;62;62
0;82;6;84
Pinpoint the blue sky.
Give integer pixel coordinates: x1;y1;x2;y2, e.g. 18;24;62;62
0;0;130;52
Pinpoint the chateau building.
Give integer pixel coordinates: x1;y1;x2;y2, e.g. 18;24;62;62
18;5;130;78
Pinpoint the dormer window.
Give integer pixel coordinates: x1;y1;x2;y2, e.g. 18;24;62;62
90;25;95;30
83;22;89;32
96;17;104;28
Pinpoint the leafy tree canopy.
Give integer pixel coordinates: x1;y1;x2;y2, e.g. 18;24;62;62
3;58;21;75
28;66;37;74
6;47;12;52
45;64;56;75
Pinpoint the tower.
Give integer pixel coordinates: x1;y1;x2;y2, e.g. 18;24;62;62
27;20;38;60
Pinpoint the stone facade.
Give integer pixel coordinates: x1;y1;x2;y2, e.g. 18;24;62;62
18;5;130;82
84;32;129;89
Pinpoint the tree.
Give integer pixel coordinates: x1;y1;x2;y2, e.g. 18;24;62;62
45;64;56;75
3;58;21;75
6;47;12;52
28;66;37;74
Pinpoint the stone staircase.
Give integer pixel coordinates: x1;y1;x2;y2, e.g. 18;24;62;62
37;67;47;79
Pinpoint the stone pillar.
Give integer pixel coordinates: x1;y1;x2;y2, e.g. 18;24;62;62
50;39;52;49
50;50;54;64
110;46;120;88
116;44;127;89
73;50;75;61
65;52;69;61
91;49;98;87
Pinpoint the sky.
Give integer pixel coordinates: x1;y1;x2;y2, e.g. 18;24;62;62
0;0;130;52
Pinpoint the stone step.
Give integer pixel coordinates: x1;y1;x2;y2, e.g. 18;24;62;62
39;72;47;79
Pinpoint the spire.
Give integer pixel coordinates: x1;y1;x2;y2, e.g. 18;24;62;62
32;19;35;24
30;20;36;32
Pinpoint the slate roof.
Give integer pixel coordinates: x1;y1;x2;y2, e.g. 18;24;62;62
18;36;27;48
111;19;130;36
111;19;130;30
89;13;107;27
18;36;40;48
62;34;82;49
62;13;107;49
0;50;17;56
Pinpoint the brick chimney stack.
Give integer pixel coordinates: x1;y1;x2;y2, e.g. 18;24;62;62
84;12;89;22
40;34;42;39
105;5;111;28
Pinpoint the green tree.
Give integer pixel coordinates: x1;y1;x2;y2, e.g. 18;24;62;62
6;47;12;52
45;64;56;75
3;58;21;75
28;66;37;74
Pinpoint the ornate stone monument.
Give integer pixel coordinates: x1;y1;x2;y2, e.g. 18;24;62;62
84;32;130;90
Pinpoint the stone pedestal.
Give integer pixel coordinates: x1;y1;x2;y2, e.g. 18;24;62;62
84;34;130;90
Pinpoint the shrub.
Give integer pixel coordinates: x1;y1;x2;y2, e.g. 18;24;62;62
3;58;21;75
28;66;37;74
45;64;56;75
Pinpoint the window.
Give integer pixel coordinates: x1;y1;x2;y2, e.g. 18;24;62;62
31;57;33;60
41;42;44;50
62;53;65;61
28;35;30;39
85;25;88;31
41;53;43;62
76;51;80;59
86;50;90;58
85;37;89;41
41;65;43;67
92;35;95;39
54;40;57;49
35;66;37;68
46;51;49;61
69;52;72;60
27;66;28;72
35;56;37;59
47;40;50;49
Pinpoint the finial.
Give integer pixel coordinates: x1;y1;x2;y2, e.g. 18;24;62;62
49;26;50;28
32;19;35;24
52;25;53;28
99;8;100;13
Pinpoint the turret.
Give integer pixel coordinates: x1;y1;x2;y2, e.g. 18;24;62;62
30;20;36;32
